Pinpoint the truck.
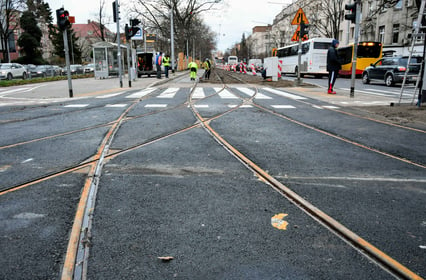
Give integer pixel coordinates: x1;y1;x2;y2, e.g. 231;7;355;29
137;52;157;77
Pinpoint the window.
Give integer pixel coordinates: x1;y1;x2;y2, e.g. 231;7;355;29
301;42;310;54
382;59;393;65
392;24;399;44
395;0;403;9
8;31;16;52
379;26;385;43
313;42;332;49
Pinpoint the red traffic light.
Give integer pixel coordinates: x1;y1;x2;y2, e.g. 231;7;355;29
56;8;71;30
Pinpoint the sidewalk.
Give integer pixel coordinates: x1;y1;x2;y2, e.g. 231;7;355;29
284;85;401;107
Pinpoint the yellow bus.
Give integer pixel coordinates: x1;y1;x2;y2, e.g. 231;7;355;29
338;41;383;76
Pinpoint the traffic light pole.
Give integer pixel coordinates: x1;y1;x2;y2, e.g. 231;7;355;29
170;4;175;75
114;0;123;88
63;30;73;98
349;0;361;98
127;40;132;87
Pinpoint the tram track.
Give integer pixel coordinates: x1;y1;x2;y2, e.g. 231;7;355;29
188;70;423;280
0;72;423;279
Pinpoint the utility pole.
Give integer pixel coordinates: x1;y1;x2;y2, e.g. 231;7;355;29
170;3;175;74
56;8;73;98
114;0;123;88
345;0;361;98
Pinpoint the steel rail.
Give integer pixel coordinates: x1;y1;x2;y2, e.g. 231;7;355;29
192;70;423;280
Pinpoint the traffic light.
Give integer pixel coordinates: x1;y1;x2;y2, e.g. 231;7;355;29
345;3;357;23
125;19;140;40
300;22;309;40
125;24;131;40
112;1;119;23
125;24;139;40
56;8;70;31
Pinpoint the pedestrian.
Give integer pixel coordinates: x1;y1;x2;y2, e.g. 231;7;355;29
162;54;171;78
202;58;211;80
155;52;162;79
326;39;342;94
188;60;198;81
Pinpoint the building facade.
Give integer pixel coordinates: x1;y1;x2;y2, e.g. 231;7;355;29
247;0;421;57
247;25;273;58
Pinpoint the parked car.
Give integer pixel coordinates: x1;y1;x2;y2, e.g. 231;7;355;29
61;64;84;75
0;63;27;80
84;63;95;73
362;56;422;87
30;65;56;78
23;64;36;78
70;64;84;75
52;65;62;76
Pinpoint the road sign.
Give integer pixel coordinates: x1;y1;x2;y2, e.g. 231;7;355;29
130;27;143;40
291;25;309;42
291;26;299;41
291;8;309;25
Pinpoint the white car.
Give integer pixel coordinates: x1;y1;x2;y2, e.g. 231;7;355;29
0;63;28;80
84;63;95;73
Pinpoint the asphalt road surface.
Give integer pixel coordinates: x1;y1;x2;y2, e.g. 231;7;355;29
0;72;424;280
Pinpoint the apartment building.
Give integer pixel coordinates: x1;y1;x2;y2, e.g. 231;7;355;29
248;0;421;57
247;25;273;58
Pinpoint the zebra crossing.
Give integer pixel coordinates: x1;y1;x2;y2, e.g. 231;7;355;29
1;86;399;109
59;87;336;111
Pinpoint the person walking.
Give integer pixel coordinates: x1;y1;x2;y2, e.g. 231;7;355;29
326;39;342;94
202;58;211;80
162;54;171;78
188;60;198;81
155;52;162;79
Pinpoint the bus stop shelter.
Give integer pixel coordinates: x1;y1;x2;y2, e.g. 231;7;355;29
92;41;127;79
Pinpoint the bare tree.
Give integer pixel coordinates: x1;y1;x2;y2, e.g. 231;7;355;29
310;0;345;40
0;0;25;62
129;0;221;56
92;0;109;41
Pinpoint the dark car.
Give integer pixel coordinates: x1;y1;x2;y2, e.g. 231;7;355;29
31;65;56;78
362;56;422;87
70;64;84;75
61;64;84;75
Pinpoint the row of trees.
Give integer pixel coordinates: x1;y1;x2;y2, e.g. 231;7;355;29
0;0;221;65
0;0;82;64
128;0;219;58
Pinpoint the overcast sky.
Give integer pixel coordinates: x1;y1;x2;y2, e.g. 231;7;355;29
44;0;288;52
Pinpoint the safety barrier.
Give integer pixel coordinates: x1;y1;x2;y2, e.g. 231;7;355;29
219;59;284;80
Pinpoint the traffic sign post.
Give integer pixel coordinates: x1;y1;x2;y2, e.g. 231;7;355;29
291;8;309;86
348;0;361;98
56;8;73;98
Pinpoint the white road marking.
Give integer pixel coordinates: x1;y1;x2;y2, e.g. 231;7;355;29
64;104;89;108
126;88;156;98
219;89;238;99
262;88;307;100
271;105;296;109
157;88;179;98
105;104;128;107
145;104;167;108
96;92;125;98
192;88;205;99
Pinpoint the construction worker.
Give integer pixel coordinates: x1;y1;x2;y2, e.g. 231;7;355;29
188;60;198;81
202;58;211;80
162;54;171;78
155;52;162;79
